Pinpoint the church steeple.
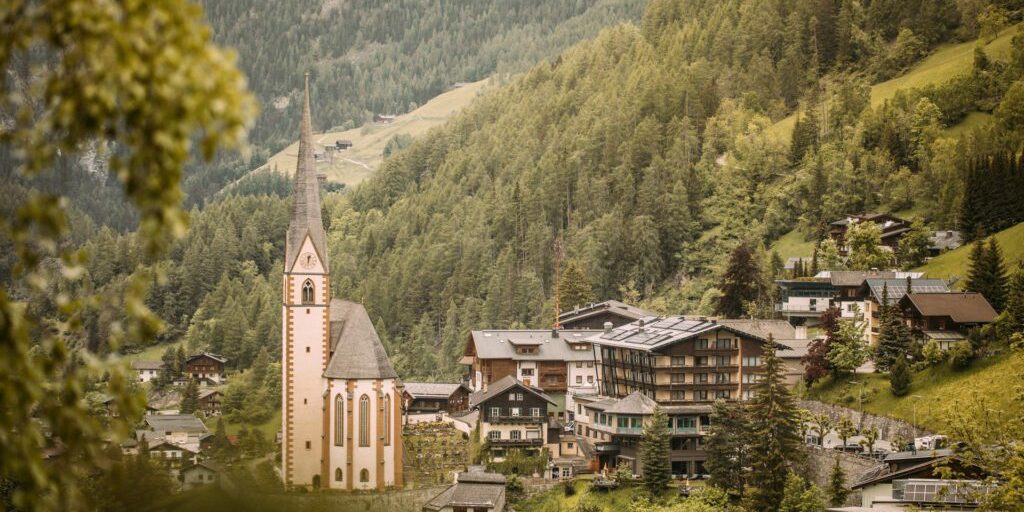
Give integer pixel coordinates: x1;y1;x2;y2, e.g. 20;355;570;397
285;72;328;271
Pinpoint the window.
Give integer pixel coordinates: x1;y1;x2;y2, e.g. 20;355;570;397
301;279;315;304
714;355;731;366
694;373;708;384
742;356;762;367
742;389;756;400
715;373;731;384
517;392;524;401
489;407;501;417
383;393;391;446
678;416;696;428
510;430;521;440
488;431;501;440
743;373;761;384
695;390;708;400
510;407;521;417
305;441;311;449
671;373;686;384
587;376;594;383
520;368;534;376
335;468;343;481
530;407;541;417
334;395;344;446
586;362;594;368
576;362;583;368
671;390;686;400
576;376;583;384
715;390;731;399
695;339;709;350
359;395;370;447
359;469;369;483
694;356;708;367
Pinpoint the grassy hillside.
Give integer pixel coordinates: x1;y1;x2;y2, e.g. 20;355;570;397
808;352;1023;433
770;227;818;260
915;222;1024;285
767;24;1022;142
243;78;492;188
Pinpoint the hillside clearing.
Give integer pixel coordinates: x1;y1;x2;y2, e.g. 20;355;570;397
770;227;817;260
767;24;1021;142
808;352;1023;433
244;78;492;188
915;222;1024;285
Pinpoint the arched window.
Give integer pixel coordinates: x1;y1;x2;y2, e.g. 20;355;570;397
301;279;315;304
334;395;344;446
382;393;391;446
334;468;343;482
359;469;369;483
359;394;370;447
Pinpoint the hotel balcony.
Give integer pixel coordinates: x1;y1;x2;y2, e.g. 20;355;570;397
488;438;543;447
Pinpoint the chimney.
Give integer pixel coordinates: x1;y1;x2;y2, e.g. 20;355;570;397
603;322;613;333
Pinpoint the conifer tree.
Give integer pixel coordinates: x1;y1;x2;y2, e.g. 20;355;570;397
828;457;849;506
716;242;764;318
779;472;826;512
1005;262;1024;333
705;400;749;498
889;356;911;397
874;283;911;371
966;237;1009;312
640;407;671;496
557;259;596;312
746;340;804;510
180;379;200;415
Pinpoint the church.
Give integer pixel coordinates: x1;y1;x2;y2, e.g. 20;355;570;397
281;74;403;491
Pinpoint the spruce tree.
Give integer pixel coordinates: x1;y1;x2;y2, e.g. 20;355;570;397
828;457;849;506
640;407;671;497
983;237;1009;312
716;242;764;318
779;473;826;512
1005;262;1024;333
874;283;911;371
889;356;912;396
965;239;988;294
746;340;804;510
705;400;749;498
180;378;200;415
557;259;596;312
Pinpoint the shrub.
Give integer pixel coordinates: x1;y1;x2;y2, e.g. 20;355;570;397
921;339;945;366
890;357;912;397
950;342;974;370
563;481;576;497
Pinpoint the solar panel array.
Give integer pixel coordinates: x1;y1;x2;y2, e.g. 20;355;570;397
895;479;983;505
598;317;717;348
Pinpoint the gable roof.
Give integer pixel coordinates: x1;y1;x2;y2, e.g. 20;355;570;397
587;316;791;353
557;300;656;326
823;270;922;287
901;292;998;324
467;329;596;362
604;391;658;415
403;382;467;399
470;375;555;407
324;299;398;380
186;353;226;365
143;414;208;434
131;361;164;371
862;279;950;305
285;73;329;271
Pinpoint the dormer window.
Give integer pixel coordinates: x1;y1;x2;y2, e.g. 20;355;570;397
302;280;315;304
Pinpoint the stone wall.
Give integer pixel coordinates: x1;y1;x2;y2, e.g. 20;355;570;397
799;400;928;441
805;446;880;507
259;485;450;512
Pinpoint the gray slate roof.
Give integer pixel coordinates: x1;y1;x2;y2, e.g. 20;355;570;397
144;414;208;434
604;391;658;415
132;361;164;370
587;316;791;353
324;299;398;379
186;352;226;364
468;329;596;362
717;319;795;341
930;230;962;251
470;375;555;407
823;270;922;287
285;73;329;271
404;382;466;399
557;300;656;325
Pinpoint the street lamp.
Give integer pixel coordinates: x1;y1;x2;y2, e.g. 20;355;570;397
849;380;867;429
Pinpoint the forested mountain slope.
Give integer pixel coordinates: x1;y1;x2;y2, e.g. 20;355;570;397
322;0;1024;379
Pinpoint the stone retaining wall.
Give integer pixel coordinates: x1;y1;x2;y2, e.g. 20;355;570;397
805;446;880;507
799;400;928;441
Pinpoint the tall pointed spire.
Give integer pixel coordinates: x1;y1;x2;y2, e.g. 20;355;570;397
286;72;328;270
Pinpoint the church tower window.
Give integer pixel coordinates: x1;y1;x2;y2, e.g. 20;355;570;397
359;469;369;483
383;394;391;446
301;279;315;304
334;468;343;482
334;395;344;446
359;394;370;447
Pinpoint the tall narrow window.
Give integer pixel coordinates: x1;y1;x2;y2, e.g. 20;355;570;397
301;279;315;304
334;468;343;482
359;469;369;483
334;395;344;446
383;394;391;446
359;394;370;447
